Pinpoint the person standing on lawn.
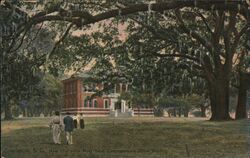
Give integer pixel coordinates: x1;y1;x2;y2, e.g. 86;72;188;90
49;111;62;145
73;117;78;129
79;113;85;129
63;112;74;145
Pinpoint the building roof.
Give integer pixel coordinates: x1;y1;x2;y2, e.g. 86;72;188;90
61;71;94;83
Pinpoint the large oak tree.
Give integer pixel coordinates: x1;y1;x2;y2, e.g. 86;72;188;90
1;0;249;120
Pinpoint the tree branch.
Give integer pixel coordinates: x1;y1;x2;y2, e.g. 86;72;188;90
175;9;213;52
10;23;44;53
115;2;177;44
232;22;249;52
153;51;201;64
210;10;225;70
128;16;176;43
195;11;213;35
47;23;74;59
25;23;44;51
13;0;248;38
223;11;237;73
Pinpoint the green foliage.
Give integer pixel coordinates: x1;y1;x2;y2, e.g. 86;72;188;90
13;74;63;117
30;74;63;116
133;93;155;108
154;95;203;117
191;110;202;117
181;95;203;108
157;95;203;111
119;92;132;101
1;26;55;118
119;91;155;108
153;107;164;117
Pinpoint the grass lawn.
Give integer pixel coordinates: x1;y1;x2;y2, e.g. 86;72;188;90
1;117;249;158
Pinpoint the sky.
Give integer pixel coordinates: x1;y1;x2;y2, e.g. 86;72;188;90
72;20;127;41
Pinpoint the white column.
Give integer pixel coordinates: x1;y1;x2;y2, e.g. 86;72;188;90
119;83;122;93
110;98;117;111
121;100;126;113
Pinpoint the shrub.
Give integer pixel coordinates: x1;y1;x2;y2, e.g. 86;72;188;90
191;110;202;117
154;107;164;117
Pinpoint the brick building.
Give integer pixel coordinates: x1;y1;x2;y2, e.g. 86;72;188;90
61;73;129;116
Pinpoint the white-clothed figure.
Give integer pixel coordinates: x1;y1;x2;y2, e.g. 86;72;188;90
76;114;81;129
49;111;62;144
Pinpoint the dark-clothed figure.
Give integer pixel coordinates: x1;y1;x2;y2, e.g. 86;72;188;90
63;112;74;145
80;113;85;129
73;119;78;129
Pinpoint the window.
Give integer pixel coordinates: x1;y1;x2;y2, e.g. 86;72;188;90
93;99;98;108
66;84;69;94
116;84;120;93
122;84;127;92
89;99;93;108
70;83;73;94
72;82;75;93
104;99;109;109
73;99;76;107
84;98;88;107
65;99;68;107
68;98;71;107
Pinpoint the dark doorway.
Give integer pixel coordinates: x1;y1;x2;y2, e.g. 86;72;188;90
115;101;121;110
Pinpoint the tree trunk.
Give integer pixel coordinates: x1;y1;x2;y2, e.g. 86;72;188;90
235;72;249;119
184;108;189;117
4;104;13;120
178;108;182;117
209;77;231;121
173;108;176;117
23;108;27;117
